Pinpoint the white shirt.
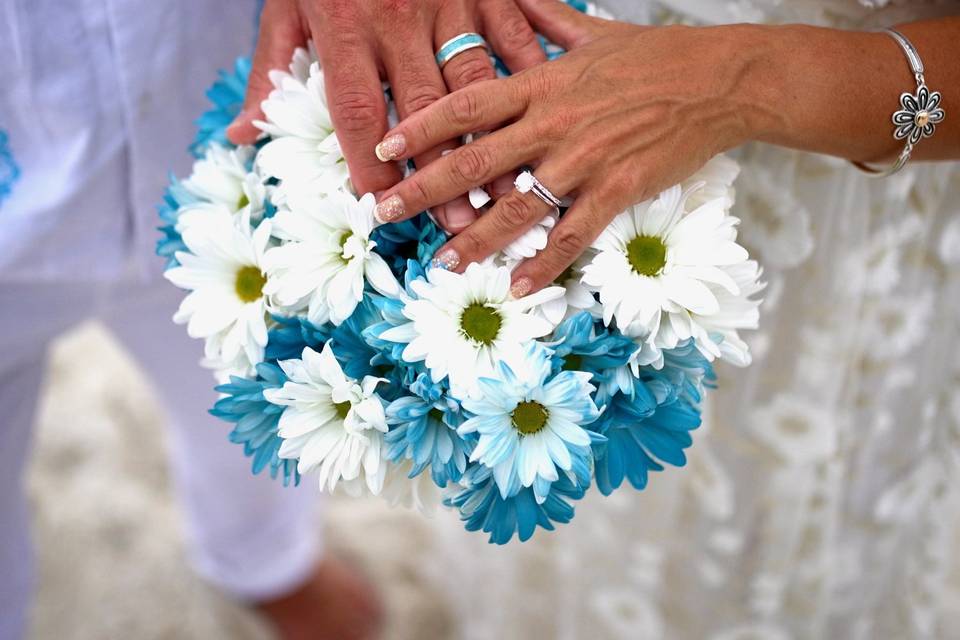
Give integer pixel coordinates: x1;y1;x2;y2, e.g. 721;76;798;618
0;0;259;283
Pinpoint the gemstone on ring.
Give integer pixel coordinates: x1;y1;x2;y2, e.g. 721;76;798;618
515;171;562;208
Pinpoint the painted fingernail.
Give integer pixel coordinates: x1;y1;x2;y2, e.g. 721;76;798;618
510;277;533;299
444;197;476;232
430;248;461;271
374;194;405;223
375;134;406;162
492;174;516;197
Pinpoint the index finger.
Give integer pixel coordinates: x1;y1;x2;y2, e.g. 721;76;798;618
312;21;401;195
376;78;528;163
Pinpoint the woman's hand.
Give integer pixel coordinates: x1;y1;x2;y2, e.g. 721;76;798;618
227;0;548;232
372;0;769;295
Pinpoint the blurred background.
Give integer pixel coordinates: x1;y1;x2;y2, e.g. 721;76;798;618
27;322;454;640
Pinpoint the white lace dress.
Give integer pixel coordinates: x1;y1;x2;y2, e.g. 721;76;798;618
424;1;960;639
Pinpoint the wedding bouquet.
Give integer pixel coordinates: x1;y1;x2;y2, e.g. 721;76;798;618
158;19;763;544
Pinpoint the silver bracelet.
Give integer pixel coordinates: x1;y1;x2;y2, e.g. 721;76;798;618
852;28;945;177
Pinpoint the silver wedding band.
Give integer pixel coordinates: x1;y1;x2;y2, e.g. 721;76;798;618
435;33;488;69
515;171;562;208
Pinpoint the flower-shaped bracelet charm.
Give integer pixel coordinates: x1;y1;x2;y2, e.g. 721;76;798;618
893;85;945;145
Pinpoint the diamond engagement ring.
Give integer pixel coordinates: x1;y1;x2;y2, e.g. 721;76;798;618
515;171;562;208
435;33;488;69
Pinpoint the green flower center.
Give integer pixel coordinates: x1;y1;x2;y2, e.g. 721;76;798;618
557;264;577;285
562;354;584;371
234;265;266;303
626;235;667;277
334;401;352;420
237;192;250;210
511;401;549;436
338;230;354;263
428;408;445;423
460;303;502;345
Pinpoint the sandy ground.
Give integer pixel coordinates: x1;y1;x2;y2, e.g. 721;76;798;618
26;322;455;640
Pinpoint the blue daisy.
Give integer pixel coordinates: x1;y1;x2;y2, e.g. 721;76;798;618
551;311;636;381
264;314;330;363
591;374;702;496
210;362;299;486
458;342;601;503
370;212;446;276
385;372;471;488
191;57;251;157
155;174;201;268
445;464;586;544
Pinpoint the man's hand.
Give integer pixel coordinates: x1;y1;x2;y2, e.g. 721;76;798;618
227;0;547;232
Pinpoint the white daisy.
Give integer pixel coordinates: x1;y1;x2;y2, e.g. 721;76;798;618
528;254;599;327
501;210;558;261
262;191;401;326
379;262;564;399
164;206;272;378
582;183;753;364
681;153;740;211
182;144;268;221
254;46;348;202
265;344;389;494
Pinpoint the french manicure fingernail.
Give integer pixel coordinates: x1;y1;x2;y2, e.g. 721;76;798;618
374;194;405;223
430;248;461;271
375;134;406;162
510;277;533;299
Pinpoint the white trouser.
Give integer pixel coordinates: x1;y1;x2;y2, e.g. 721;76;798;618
0;276;322;640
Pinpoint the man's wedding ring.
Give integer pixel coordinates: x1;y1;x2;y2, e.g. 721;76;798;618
435;33;488;69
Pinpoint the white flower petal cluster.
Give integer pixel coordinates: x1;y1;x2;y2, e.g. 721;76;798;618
381;262;564;399
165;206;272;379
182;144;269;221
254;45;348;203
583;159;763;367
262;192;401;326
266;344;389;495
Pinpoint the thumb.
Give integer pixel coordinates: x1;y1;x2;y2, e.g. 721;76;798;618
515;0;607;50
227;0;306;145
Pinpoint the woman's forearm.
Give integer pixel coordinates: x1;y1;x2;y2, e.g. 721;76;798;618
742;18;960;163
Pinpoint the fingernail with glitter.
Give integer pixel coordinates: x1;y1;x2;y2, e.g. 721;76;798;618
375;134;406;162
430;248;460;271
510;277;533;299
374;194;405;223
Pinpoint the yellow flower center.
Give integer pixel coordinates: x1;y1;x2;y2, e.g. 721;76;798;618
626;235;667;277
234;265;266;303
237;192;250;210
334;401;352;420
460;303;502;345
511;401;549;436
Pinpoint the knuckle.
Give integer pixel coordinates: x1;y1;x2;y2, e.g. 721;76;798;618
496;195;535;228
451;145;493;184
446;90;482;127
380;0;416;16
447;56;495;88
400;85;445;115
458;231;487;258
498;16;538;51
331;89;383;133
549;225;586;260
408;176;433;207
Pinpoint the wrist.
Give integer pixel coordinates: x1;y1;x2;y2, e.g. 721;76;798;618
716;23;792;148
